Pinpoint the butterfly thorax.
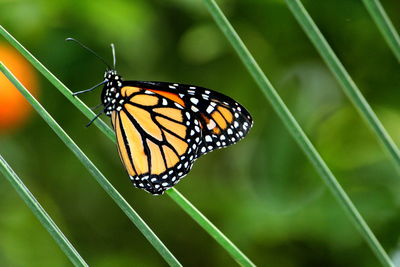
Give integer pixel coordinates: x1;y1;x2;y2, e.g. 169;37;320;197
101;70;124;116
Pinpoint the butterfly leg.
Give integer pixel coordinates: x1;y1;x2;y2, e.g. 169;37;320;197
90;103;104;111
85;110;104;127
72;80;107;96
85;102;111;127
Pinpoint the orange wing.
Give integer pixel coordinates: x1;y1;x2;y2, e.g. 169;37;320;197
195;99;252;156
111;86;202;195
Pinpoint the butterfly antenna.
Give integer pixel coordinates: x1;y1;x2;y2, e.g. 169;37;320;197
66;37;111;69
111;43;116;69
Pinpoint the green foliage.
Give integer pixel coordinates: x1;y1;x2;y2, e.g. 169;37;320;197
0;153;87;267
286;0;400;175
204;0;394;266
1;0;400;266
0;22;254;266
362;0;400;62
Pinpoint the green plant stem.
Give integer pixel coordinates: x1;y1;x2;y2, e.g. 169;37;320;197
0;26;113;139
285;0;400;174
167;189;255;266
0;63;181;267
0;25;254;266
362;0;400;62
0;154;88;267
202;0;394;267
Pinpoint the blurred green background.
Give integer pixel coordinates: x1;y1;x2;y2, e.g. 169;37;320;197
1;0;400;266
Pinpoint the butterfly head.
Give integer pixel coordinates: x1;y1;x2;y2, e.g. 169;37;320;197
102;70;124;116
104;69;121;81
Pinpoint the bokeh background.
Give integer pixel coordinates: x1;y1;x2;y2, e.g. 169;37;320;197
1;0;400;266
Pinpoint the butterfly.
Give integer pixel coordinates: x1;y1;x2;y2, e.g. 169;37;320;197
68;38;253;195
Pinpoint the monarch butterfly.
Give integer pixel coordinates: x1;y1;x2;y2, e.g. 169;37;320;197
68;38;253;195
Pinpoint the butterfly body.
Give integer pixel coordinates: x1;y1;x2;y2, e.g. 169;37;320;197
94;69;253;195
101;70;124;116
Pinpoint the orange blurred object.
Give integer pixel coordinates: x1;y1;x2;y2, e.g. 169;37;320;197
0;43;38;133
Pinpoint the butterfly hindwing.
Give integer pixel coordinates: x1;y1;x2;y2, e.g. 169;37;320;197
111;85;202;195
179;86;252;156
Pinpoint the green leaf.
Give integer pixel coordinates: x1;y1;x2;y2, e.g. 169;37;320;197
285;0;400;175
0;154;88;267
362;0;400;63
167;189;255;266
202;0;394;266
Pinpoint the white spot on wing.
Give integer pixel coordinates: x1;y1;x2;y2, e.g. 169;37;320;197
207;120;216;130
190;97;199;105
175;102;183;109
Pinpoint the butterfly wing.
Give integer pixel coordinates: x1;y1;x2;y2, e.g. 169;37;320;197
111;85;202;195
127;81;253;157
180;86;252;156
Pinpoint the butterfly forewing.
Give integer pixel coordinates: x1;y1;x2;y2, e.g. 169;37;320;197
111;86;202;195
